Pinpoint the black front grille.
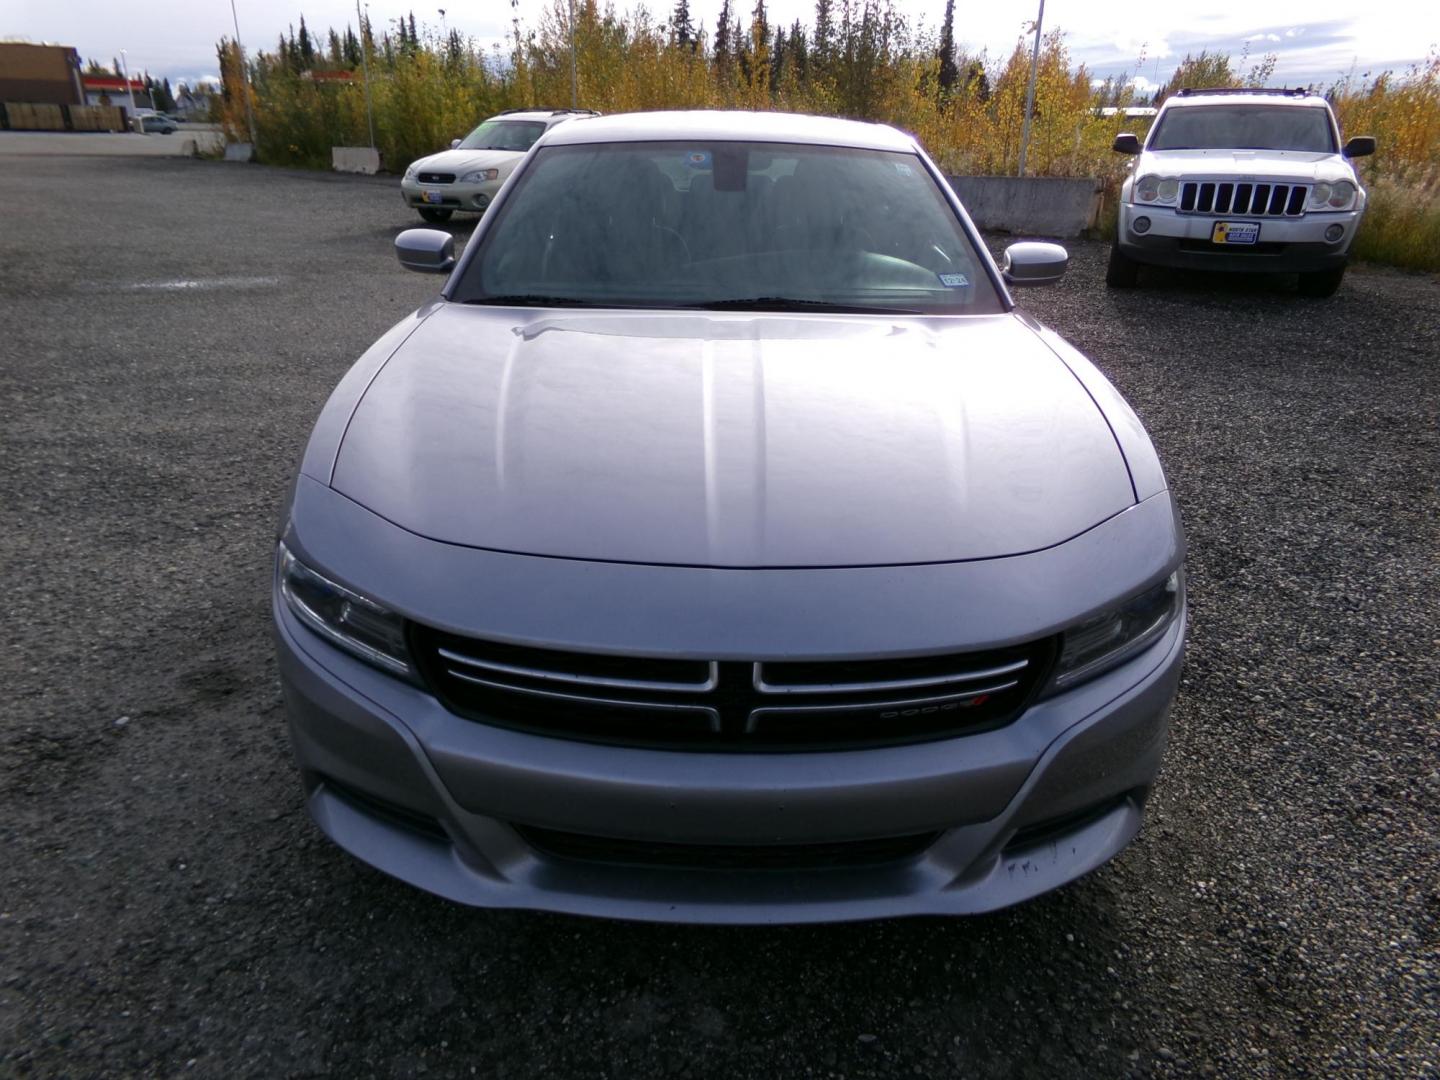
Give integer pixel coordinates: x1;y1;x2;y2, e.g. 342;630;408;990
411;626;1057;752
417;171;455;184
516;825;939;870
1179;179;1308;217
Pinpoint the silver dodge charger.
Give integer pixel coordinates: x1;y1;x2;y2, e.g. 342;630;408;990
274;110;1186;923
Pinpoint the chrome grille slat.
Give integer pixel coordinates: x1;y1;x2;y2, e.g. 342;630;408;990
437;646;718;692
444;668;722;728
747;681;1021;732
1178;180;1308;217
753;657;1028;695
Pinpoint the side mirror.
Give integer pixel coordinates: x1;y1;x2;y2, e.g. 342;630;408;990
450;138;462;150
1342;135;1375;158
1001;242;1068;287
1112;133;1141;155
395;228;456;274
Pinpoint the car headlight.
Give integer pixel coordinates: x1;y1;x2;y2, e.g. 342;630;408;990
404;162;421;180
1135;175;1160;203
460;168;500;183
1327;180;1356;209
277;541;414;679
1049;571;1183;692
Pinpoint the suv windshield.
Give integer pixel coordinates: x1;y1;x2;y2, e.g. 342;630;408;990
454;141;1001;313
1149;105;1335;153
457;119;547;152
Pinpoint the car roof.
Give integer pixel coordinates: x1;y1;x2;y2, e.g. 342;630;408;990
541;110;917;151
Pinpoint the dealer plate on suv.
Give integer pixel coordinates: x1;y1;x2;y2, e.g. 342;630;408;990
1212;221;1260;245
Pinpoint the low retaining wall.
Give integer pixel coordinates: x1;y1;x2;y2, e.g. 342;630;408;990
332;146;381;174
947;175;1102;238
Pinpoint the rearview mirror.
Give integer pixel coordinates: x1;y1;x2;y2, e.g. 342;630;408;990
1001;242;1068;287
450;138;462;150
395;229;456;274
1342;135;1375;158
1112;133;1141;155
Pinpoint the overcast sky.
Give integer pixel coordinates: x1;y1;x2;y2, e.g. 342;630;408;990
1;0;1432;90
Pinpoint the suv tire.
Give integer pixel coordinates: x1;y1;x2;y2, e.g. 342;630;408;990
1106;244;1140;288
1298;266;1345;298
417;207;454;224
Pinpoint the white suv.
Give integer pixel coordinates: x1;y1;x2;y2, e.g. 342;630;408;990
400;109;598;223
1108;88;1375;297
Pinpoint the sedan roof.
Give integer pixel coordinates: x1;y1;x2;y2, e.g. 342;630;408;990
541;110;917;151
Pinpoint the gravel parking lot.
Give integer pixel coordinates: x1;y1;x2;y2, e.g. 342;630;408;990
2;155;1436;1078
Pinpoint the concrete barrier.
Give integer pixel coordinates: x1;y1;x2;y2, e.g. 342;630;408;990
947;175;1102;238
332;146;381;174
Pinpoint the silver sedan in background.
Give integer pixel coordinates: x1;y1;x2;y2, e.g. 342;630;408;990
275;111;1186;923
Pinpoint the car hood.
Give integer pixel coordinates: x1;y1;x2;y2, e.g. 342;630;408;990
413;148;521;174
330;307;1136;567
1139;148;1355;182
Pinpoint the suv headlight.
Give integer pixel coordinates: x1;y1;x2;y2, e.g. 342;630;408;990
1310;181;1356;211
1049;571;1183;692
1134;175;1178;205
277;542;414;679
460;168;500;183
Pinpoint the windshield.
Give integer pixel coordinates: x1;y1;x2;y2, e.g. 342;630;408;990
1149;105;1335;153
457;119;547;152
453;141;1002;314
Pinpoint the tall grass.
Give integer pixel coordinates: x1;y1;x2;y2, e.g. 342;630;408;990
217;8;1440;271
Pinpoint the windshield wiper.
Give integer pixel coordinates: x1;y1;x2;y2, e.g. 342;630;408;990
465;294;602;307
692;296;924;315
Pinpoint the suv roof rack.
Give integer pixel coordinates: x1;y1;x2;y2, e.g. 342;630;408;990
495;107;601;116
1176;86;1312;97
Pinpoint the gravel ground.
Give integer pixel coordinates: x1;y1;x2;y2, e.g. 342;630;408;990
1;155;1436;1079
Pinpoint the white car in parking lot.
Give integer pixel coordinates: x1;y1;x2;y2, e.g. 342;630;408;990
400;108;598;223
1108;88;1376;297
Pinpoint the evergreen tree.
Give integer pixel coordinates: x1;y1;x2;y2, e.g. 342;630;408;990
343;26;361;66
714;0;732;69
937;0;957;95
328;28;343;65
671;0;696;50
409;12;419;49
298;15;316;67
812;0;832;65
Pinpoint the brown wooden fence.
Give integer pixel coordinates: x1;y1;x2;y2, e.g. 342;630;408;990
0;102;128;131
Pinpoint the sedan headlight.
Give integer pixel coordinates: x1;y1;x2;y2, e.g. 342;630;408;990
1134;175;1178;205
404;162;421;180
1049;571;1183;692
277;542;414;679
460;168;500;183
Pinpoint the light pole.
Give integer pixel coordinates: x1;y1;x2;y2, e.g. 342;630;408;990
1016;0;1045;177
569;0;578;108
119;49;140;132
357;0;376;149
228;0;259;147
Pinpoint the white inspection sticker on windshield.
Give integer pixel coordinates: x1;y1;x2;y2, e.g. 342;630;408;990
938;273;970;287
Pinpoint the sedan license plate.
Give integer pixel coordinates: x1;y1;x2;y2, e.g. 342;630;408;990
1212;221;1260;245
422;190;444;205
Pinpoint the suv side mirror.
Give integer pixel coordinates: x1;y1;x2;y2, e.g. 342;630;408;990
395;229;456;274
1001;242;1068;287
1342;135;1376;158
450;138;462;150
1112;133;1141;155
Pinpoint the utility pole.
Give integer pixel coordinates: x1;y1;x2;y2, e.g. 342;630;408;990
569;0;578;108
119;50;140;132
357;0;376;148
228;0;259;147
1016;0;1045;177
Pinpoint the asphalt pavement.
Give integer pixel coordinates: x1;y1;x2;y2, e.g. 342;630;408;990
1;154;1436;1078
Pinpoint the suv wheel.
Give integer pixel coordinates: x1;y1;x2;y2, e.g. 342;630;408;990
1298;266;1345;298
1106;244;1140;288
417;207;453;224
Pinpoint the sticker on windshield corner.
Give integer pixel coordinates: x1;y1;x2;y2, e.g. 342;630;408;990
684;150;712;169
938;273;971;288
893;162;914;176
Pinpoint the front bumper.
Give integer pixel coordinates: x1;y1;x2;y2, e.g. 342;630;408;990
275;580;1185;924
1117;201;1362;273
399;176;501;213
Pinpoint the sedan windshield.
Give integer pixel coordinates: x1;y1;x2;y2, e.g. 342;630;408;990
454;141;1002;313
457;119;547;152
1149;105;1336;153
